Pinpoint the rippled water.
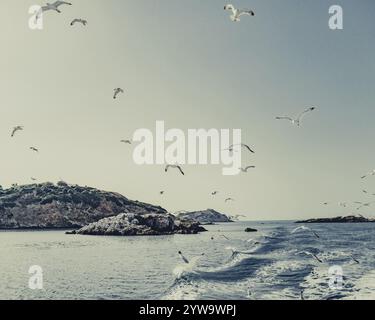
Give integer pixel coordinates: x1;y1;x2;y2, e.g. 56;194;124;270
0;221;374;300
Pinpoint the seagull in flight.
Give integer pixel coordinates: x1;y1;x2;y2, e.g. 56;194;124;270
30;147;39;153
71;18;87;26
11;126;23;137
291;226;319;238
361;170;375;179
297;251;323;263
230;214;246;221
160;191;165;195
113;88;124;99
120;139;132;145
355;201;374;210
226;144;255;154
165;165;185;176
339;202;347;208
36;1;72;21
211;191;219;196
276;107;317;127
224;4;255;22
225;198;235;203
239;166;256;173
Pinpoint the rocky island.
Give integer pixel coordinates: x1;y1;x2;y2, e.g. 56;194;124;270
296;215;375;224
175;209;232;224
0;182;165;229
0;182;207;235
68;213;206;236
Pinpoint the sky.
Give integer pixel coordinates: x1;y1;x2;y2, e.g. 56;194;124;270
0;0;374;220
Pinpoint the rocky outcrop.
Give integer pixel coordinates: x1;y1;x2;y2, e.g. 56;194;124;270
296;215;375;224
245;227;258;232
0;183;166;229
67;213;207;236
175;209;232;224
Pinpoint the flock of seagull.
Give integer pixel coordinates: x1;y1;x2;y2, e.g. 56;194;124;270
35;1;87;27
8;1;371;301
12;1;374;216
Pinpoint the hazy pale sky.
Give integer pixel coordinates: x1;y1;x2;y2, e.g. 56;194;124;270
0;0;374;220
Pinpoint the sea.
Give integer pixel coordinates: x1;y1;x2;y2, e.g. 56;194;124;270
0;221;374;300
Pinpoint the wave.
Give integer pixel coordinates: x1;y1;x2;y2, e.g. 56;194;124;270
163;223;375;300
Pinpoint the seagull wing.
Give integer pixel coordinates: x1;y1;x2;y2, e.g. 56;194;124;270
296;107;316;122
179;253;189;264
238;9;255;17
242;144;255;153
351;256;360;264
313;254;323;263
311;230;320;239
177;166;185;176
245;166;256;171
224;4;236;14
53;1;72;8
291;227;303;234
276;116;293;122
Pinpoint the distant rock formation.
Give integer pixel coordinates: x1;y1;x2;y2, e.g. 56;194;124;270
245;227;258;232
296;215;375;224
175;209;232;224
67;213;207;236
0;183;166;229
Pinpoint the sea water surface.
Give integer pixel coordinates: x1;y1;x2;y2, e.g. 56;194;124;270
0;221;374;300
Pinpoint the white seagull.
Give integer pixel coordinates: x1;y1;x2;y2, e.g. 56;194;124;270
165;165;185;176
276;107;317;127
361;170;375;179
113;88;124;99
224;4;255;22
30;147;39;153
297;251;323;263
11;126;23;137
71;18;87;26
225;198;235;203
211;191;219;196
36;1;72;21
291;226;320;238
